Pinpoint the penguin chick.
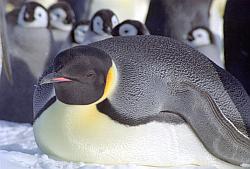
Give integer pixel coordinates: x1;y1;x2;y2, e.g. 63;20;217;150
48;2;75;31
187;26;224;68
33;36;250;168
111;19;150;36
82;9;119;45
48;2;75;52
0;1;55;123
71;20;90;44
17;1;49;28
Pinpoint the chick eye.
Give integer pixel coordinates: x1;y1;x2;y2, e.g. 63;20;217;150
198;34;202;37
38;13;42;17
124;30;129;33
56;13;60;18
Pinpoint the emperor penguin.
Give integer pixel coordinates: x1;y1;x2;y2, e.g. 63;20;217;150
186;26;224;69
81;9;119;45
224;0;250;95
0;1;55;123
111;20;150;37
71;20;90;45
145;0;212;41
48;2;75;52
33;36;250;169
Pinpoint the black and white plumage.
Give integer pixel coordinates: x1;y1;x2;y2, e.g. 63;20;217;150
33;36;250;167
187;26;224;68
49;2;75;31
17;1;49;28
145;0;212;41
0;2;56;123
224;0;250;95
81;9;119;45
48;2;75;52
71;20;90;44
111;19;150;36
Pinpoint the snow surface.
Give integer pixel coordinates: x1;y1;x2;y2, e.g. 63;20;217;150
0;120;221;169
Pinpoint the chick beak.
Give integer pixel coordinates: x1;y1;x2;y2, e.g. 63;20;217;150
187;34;194;41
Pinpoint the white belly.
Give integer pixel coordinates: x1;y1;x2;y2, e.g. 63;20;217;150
33;101;240;169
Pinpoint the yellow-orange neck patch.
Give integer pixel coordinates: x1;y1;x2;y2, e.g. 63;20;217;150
98;61;118;103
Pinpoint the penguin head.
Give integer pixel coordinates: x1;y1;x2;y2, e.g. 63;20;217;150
90;9;119;35
72;20;90;44
17;2;49;28
112;20;150;36
48;2;75;31
187;26;214;47
39;46;117;105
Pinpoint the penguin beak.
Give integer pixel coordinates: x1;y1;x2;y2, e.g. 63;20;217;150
187;35;194;41
105;26;112;34
39;72;72;85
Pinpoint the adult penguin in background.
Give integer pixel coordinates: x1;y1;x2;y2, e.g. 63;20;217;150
187;26;224;68
71;20;90;45
33;36;250;168
111;20;150;36
48;2;75;51
59;0;92;23
224;0;250;95
81;9;119;45
145;0;212;41
0;2;56;123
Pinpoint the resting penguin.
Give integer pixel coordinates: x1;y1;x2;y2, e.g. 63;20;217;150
224;0;250;95
33;36;250;168
145;0;212;41
0;2;56;123
186;26;224;69
48;2;75;52
81;9;119;45
111;19;150;37
71;20;90;45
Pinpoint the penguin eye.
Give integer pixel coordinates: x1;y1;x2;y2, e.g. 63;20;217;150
38;13;42;17
124;30;129;34
56;13;60;18
198;34;202;38
85;71;96;79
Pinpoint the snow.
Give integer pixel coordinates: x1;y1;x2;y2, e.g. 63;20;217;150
0;120;220;169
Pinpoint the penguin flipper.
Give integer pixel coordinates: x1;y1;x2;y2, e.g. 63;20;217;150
163;81;250;165
33;65;56;122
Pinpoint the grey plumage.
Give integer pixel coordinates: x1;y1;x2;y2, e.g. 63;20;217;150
34;35;250;166
145;0;212;41
0;2;56;123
